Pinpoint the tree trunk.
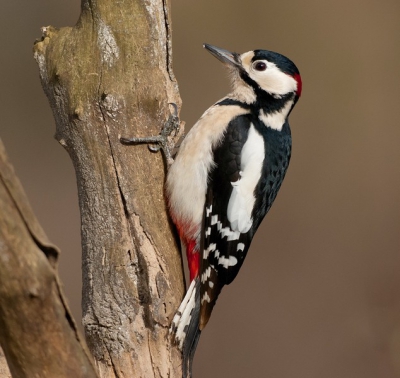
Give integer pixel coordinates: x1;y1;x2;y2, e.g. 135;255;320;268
27;0;183;377
0;140;97;377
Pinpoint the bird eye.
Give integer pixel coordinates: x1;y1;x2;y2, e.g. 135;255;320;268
253;61;267;71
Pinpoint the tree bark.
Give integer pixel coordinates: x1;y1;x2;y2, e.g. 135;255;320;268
32;0;184;377
0;140;97;377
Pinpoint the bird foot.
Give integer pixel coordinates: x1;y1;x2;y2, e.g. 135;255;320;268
120;103;183;166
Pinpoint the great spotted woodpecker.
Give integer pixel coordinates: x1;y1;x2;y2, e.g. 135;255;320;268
167;44;301;376
121;44;301;378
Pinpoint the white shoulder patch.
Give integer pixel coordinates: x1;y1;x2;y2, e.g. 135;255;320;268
227;124;265;233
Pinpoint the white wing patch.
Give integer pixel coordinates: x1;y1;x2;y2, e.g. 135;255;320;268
247;60;298;97
227;124;265;233
201;291;211;304
227;182;253;232
205;212;241;241
218;255;238;269
203;243;216;259
237;243;245;252
219;226;240;241
201;266;212;283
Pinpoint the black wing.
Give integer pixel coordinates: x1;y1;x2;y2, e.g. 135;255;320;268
199;113;254;328
199;114;292;329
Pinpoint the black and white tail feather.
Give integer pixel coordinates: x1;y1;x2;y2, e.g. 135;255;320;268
170;279;201;378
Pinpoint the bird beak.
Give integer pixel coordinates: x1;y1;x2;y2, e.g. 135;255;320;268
203;44;242;69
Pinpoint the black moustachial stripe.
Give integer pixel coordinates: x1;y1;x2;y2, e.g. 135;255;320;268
217;91;297;118
216;98;252;109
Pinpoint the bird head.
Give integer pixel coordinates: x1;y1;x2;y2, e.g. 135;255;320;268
204;44;302;102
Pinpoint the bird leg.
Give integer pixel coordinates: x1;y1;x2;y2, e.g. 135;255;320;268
120;103;183;166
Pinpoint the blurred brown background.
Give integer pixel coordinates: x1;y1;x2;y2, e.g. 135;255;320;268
1;0;400;377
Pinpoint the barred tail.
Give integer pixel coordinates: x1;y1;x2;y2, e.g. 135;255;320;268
170;278;201;378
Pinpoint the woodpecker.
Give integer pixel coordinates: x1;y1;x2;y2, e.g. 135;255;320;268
121;44;301;378
166;44;301;377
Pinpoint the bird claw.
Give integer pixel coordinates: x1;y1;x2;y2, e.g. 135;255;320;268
148;145;161;153
120;103;183;166
169;102;178;118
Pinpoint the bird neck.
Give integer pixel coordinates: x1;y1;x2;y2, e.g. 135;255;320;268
253;90;294;113
257;98;294;131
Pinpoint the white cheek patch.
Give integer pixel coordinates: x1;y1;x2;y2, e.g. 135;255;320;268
227;124;265;233
249;62;298;96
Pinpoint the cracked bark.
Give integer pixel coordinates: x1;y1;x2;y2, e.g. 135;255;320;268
28;0;184;377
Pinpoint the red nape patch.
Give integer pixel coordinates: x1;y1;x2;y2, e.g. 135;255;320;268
293;73;302;97
186;239;199;282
